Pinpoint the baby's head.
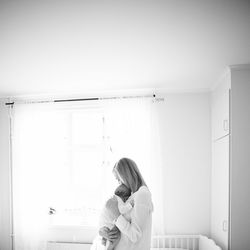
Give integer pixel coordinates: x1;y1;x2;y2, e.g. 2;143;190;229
114;184;131;202
100;185;131;228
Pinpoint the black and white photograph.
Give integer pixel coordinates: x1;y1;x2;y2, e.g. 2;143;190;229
0;1;249;250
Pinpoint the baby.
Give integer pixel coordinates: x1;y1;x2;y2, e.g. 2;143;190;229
91;184;133;250
114;183;133;215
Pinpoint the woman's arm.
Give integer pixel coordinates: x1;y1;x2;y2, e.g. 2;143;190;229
114;186;152;243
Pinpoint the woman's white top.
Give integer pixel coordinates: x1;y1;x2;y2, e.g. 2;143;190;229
114;186;153;250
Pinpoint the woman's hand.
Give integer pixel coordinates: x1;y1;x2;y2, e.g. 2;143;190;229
130;199;135;207
99;226;120;242
99;226;110;239
107;225;121;242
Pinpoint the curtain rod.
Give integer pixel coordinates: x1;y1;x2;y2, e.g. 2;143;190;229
5;94;156;106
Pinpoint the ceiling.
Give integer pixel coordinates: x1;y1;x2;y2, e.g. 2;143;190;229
0;0;249;97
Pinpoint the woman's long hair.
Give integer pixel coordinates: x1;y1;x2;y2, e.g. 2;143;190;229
113;158;147;193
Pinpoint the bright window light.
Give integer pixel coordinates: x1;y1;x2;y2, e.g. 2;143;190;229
12;100;153;230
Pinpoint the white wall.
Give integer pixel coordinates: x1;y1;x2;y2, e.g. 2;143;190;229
158;92;211;235
230;67;250;250
0;100;11;250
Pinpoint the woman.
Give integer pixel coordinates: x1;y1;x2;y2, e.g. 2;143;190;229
100;158;153;250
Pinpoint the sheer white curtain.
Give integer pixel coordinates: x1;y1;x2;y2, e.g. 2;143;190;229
11;97;165;250
149;99;166;235
101;97;166;235
12;103;64;250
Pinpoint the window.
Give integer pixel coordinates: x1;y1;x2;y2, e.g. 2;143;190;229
12;99;153;229
12;98;165;248
49;109;114;227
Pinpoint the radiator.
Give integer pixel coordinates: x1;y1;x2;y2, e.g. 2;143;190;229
47;242;92;250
